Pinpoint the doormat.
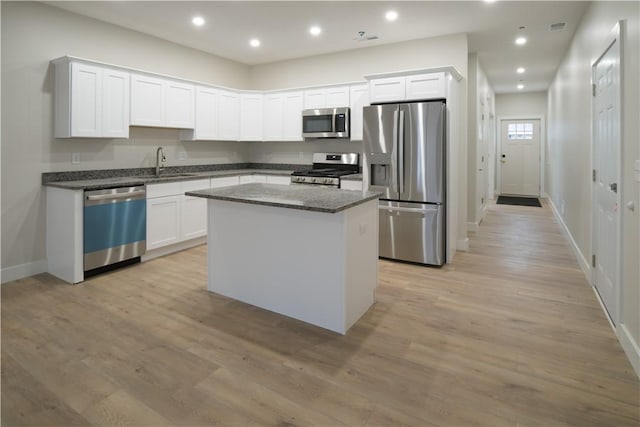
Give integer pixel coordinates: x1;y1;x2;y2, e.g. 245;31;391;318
496;196;542;207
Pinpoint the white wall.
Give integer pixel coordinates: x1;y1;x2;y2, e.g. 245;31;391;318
1;2;252;273
547;1;639;373
467;54;495;229
495;92;548;118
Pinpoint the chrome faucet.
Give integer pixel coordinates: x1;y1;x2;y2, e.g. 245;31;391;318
156;146;166;176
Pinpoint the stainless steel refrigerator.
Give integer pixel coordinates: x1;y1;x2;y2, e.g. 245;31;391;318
363;101;446;266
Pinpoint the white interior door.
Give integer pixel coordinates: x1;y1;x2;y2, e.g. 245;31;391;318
592;33;621;324
500;119;540;196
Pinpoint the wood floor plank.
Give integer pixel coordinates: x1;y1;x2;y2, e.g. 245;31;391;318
2;200;638;426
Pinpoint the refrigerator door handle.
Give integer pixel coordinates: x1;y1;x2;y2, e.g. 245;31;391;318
398;110;405;194
392;109;399;193
379;205;436;215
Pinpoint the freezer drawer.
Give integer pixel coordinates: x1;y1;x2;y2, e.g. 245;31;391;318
378;201;444;266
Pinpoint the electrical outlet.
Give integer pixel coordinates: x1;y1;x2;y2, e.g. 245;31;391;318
178;151;187;161
71;153;80;164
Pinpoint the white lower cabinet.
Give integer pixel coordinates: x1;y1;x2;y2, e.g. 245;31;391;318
240;174;267;184
146;179;209;251
146;195;181;250
266;175;291;185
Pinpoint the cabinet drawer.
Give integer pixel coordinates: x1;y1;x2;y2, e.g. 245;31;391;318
405;72;445;100
181;179;210;193
146;182;181;198
211;176;240;188
266;175;291;185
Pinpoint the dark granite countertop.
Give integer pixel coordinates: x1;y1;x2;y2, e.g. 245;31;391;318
187;183;381;213
43;169;294;190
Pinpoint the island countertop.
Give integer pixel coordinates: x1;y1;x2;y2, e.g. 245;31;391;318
187;183;381;213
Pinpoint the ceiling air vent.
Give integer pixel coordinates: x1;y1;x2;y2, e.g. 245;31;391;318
354;31;379;42
549;22;566;32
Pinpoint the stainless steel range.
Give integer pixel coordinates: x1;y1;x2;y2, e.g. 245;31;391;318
291;153;359;187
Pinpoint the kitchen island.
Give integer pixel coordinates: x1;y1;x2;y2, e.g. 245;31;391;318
186;184;381;334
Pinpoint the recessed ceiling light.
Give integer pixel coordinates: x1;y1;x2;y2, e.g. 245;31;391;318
249;38;261;48
484;0;496;3
192;16;205;27
385;10;398;21
517;84;524;90
517;67;526;74
515;37;527;45
309;26;322;36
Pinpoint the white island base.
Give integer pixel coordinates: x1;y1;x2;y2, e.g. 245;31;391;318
206;198;379;334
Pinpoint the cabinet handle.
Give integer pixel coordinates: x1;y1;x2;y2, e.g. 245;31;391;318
86;190;146;201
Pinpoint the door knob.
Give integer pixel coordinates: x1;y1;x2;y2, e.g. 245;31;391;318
627;201;635;212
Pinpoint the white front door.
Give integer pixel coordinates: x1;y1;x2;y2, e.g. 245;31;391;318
592;33;621;324
500;119;541;196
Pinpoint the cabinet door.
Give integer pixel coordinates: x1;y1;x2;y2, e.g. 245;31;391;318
349;84;369;141
218;89;240;140
405;72;445;101
166;81;195;128
193;86;218;140
263;93;284;141
130;73;165;126
369;76;406;103
326;86;349;107
181;195;207;240
70;62;102;137
146;195;181;250
102;69;130;138
304;89;326;109
239;93;263;141
282;91;303;141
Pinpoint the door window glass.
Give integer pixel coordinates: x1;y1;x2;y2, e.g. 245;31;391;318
507;123;533;140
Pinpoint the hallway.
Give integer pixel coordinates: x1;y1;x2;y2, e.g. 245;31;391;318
2;200;639;426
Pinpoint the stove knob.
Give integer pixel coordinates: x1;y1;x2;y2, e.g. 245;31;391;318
325;178;332;185
311;178;317;183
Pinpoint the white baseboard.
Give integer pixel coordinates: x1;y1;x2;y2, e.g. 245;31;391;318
1;259;48;284
619;323;640;379
456;238;469;252
547;197;591;284
141;237;206;261
467;221;479;233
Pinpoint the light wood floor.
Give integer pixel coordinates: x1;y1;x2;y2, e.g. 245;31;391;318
2;200;639;426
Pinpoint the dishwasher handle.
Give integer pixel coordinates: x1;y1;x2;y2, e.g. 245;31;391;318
86;190;146;202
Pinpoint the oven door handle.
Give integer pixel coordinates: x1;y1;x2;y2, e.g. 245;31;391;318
86;190;146;201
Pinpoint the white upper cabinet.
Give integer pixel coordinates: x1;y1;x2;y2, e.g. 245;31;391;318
325;86;350;108
369;72;447;103
304;86;349;109
130;73;194;129
405;72;445;101
239;93;263;141
349;84;369;141
54;59;129;138
263;93;284;140
165;80;195;128
369;76;406;104
130;73;165;126
182;86;218;141
101;69;130;138
262;91;303;141
217;89;240;140
282;91;304;141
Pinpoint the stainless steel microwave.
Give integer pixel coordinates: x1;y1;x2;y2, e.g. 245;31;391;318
302;107;350;139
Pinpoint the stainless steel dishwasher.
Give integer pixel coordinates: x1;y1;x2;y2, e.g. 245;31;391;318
83;186;146;273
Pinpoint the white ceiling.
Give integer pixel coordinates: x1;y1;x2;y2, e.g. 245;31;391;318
46;1;589;94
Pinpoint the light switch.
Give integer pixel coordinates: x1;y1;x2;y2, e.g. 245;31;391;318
71;153;80;164
635;160;640;182
178;151;187;161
